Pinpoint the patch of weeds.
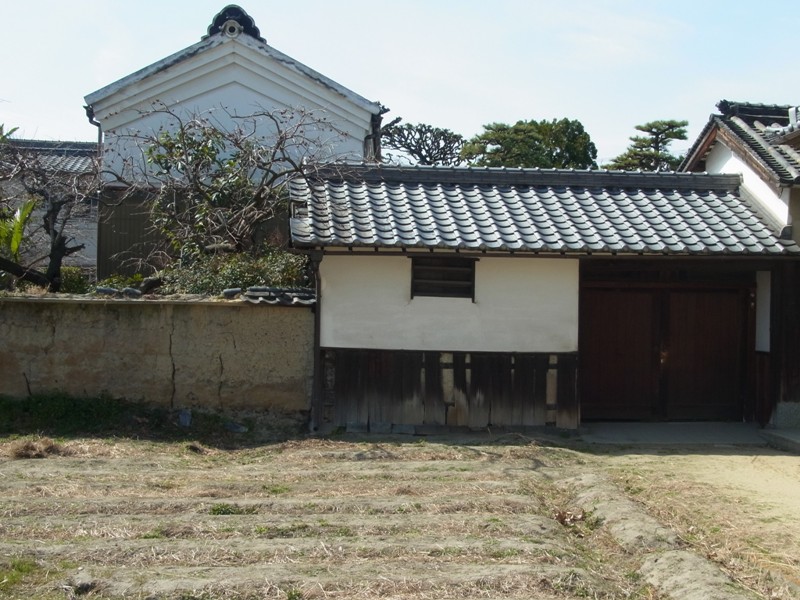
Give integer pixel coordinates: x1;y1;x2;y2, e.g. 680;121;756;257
9;436;72;459
0;392;164;437
583;510;603;531
263;483;291;495
140;524;190;539
176;592;215;600
486;516;504;524
329;525;355;537
254;522;311;538
489;547;521;559
209;503;258;515
622;477;645;496
0;557;39;589
150;478;178;490
625;570;642;582
546;569;597;596
285;588;304;600
394;502;423;514
428;546;464;557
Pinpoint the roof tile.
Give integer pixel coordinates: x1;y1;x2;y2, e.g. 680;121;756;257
290;166;800;256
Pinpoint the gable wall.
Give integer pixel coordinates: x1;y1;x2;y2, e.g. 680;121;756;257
319;254;579;352
91;39;376;176
706;144;789;225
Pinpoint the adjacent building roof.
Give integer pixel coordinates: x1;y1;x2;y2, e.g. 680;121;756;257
242;287;316;306
681;100;800;189
6;140;96;174
290;165;800;256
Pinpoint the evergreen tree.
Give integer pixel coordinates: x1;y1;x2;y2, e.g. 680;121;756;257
461;118;598;169
605;119;688;171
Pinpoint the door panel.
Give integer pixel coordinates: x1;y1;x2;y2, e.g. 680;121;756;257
581;287;748;421
665;290;743;420
580;289;659;420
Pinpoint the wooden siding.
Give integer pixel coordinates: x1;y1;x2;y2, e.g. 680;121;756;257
97;194;163;278
318;349;578;432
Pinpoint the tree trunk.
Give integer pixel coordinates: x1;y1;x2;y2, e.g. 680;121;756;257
0;256;50;288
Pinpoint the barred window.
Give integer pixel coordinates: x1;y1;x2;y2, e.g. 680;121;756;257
411;256;476;300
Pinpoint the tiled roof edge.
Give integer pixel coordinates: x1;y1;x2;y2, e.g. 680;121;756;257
718;100;795;122
724;117;800;185
8;139;97;155
308;164;742;191
679;117;718;172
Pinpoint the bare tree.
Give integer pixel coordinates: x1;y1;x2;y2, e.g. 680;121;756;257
0;134;98;291
102;104;350;267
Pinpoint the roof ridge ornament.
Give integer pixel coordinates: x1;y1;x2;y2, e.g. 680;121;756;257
203;5;265;43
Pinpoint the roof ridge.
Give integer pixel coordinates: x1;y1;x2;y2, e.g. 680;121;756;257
310;164;742;191
9;139;97;154
718;100;796;121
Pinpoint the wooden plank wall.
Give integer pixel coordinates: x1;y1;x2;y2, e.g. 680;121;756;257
321;349;579;431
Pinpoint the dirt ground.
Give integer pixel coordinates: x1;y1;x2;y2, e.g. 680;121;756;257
1;433;798;599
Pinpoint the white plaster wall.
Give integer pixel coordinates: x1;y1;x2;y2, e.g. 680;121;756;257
705;144;788;225
320;255;579;352
89;37;375;177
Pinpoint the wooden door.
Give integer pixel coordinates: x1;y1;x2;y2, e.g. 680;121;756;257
580;289;660;420
664;290;745;420
580;286;749;421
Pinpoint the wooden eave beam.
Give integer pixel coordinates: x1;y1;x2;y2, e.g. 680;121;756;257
717;128;783;197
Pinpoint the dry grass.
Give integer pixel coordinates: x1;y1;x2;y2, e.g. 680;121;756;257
0;435;664;599
8;436;73;459
4;434;796;599
609;461;800;599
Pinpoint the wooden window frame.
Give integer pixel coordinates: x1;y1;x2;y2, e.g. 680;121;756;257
410;256;477;301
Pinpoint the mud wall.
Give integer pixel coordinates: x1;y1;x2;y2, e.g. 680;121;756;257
0;298;314;411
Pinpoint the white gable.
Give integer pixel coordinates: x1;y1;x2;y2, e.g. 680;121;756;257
705;143;790;227
85;10;383;172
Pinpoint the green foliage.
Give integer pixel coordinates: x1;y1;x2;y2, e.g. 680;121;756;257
58;266;91;294
0;393;134;435
605;119;688;171
0;124;98;292
159;250;307;295
209;503;258;515
0;199;35;263
382;121;465;166
0;124;18;146
96;272;145;290
0;557;38;590
462;118;598;169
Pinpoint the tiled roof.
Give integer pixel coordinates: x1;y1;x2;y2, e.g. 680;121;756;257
7;139;96;174
290;165;800;256
242;287;316;306
681;101;800;187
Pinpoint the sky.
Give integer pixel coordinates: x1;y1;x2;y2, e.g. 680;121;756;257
2;0;799;165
